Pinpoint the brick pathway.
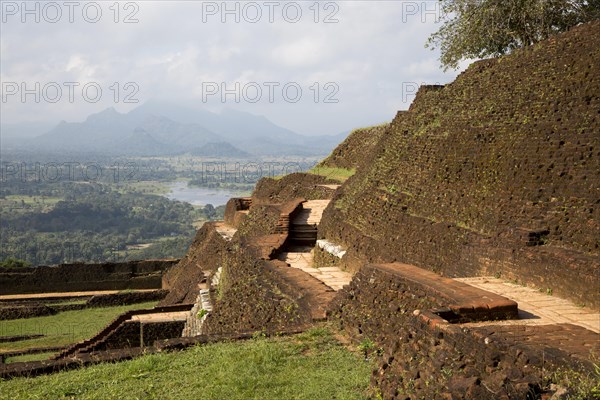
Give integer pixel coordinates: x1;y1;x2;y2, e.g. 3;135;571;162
455;277;600;333
472;323;600;364
291;200;331;225
130;311;189;323
0;290;156;301
280;249;352;291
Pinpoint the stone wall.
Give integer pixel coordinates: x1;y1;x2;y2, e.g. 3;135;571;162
223;197;252;228
0;260;175;295
202;246;313;335
89;320;186;351
252;173;337;204
0;290;168;320
160;222;230;305
318;123;389;171
319;21;600;308
329;264;596;399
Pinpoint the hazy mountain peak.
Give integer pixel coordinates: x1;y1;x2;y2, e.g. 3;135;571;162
14;102;345;156
85;107;122;122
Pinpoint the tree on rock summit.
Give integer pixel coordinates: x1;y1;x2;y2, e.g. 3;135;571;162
427;0;600;70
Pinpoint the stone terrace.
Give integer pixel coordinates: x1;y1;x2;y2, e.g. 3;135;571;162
456;277;600;333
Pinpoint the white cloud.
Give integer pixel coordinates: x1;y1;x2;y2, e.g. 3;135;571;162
0;1;469;135
272;38;325;67
208;45;242;63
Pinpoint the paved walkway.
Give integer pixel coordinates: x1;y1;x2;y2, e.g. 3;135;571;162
130;311;189;323
0;289;156;301
280;249;352;291
292;200;331;225
455;277;600;333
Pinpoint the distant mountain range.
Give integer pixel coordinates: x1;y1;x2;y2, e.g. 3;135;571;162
1;101;349;157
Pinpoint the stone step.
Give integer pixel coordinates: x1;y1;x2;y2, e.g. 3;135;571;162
130;311;189;323
455;277;600;333
291;200;331;225
375;263;519;322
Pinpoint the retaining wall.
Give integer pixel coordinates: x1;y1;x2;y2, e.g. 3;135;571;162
0;260;176;295
328;264;598;399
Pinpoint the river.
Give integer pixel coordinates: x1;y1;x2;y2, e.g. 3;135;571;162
163;181;237;207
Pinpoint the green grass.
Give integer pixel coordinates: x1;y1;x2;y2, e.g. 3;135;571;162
4;351;57;364
546;363;600;400
308;166;356;182
0;326;373;399
44;300;88;307
0;302;158;353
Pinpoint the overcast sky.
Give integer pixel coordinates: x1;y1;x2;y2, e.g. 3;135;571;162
1;0;469;136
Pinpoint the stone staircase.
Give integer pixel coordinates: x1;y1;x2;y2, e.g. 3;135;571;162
278;199;353;292
182;268;222;337
288;200;330;245
279;249;352;291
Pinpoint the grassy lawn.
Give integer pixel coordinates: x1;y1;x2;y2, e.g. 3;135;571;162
4;351;58;363
44;299;88;307
0;302;158;353
308;166;356;182
0;326;373;399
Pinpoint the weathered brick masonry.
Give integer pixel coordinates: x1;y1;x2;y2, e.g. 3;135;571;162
319;21;600;308
0;260;174;295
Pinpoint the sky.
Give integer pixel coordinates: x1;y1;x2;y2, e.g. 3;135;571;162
0;0;470;136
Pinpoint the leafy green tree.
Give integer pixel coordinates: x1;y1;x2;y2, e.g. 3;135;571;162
204;204;216;219
427;0;600;70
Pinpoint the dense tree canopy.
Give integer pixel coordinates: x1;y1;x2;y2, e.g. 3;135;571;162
427;0;600;69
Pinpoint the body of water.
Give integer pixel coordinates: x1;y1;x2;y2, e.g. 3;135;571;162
163;181;236;207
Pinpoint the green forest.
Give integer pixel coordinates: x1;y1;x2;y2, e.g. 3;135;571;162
0;175;224;266
0;154;319;266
